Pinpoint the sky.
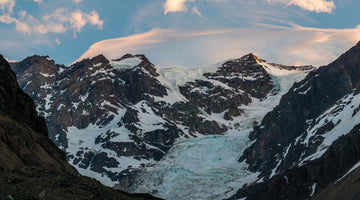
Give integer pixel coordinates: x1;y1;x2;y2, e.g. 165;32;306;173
0;0;359;67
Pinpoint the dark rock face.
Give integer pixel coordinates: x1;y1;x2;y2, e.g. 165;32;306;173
230;41;360;199
179;54;273;119
230;123;360;200
0;54;161;200
241;42;360;177
0;54;72;173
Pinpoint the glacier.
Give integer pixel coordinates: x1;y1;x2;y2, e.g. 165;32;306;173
126;62;311;200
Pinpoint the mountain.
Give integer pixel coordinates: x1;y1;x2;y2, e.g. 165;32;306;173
11;52;313;199
229;41;360;199
0;54;160;200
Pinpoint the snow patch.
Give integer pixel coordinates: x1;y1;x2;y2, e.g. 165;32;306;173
66;109;153;187
94;62;103;67
44;93;53;110
300;93;360;164
335;161;360;183
39;72;56;77
111;57;142;69
310;183;317;196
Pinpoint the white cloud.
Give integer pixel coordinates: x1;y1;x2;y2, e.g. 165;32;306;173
0;0;15;23
76;25;360;67
70;10;87;32
72;0;83;3
163;0;223;14
31;0;42;3
192;6;202;17
0;4;104;36
69;10;104;37
15;20;30;34
266;0;335;13
0;13;15;23
0;0;15;13
164;0;188;14
86;10;104;30
42;8;67;22
35;23;66;34
44;8;103;35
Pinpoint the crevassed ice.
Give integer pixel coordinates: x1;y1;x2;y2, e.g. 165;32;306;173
130;132;260;200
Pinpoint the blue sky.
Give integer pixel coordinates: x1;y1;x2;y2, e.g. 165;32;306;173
0;0;359;67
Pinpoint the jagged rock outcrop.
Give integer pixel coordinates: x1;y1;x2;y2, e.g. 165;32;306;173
0;54;161;200
179;53;271;120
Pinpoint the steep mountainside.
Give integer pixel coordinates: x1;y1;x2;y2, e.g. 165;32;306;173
231;41;360;199
0;54;160;200
12;52;313;198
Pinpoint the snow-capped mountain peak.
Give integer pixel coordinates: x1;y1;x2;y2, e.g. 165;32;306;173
12;52;314;199
239;53;265;63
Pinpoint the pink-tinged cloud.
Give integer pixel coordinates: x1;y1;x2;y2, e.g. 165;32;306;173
15;20;30;34
70;10;87;32
35;23;66;34
267;0;335;13
0;5;104;36
0;0;15;13
87;10;104;30
75;25;360;67
0;13;15;23
0;0;103;36
0;0;15;23
69;10;104;37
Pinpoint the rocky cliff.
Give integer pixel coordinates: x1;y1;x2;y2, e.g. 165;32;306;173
0;54;160;200
231;41;360;199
